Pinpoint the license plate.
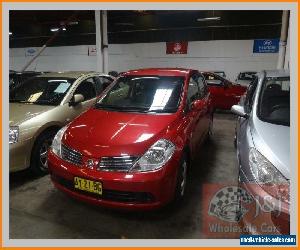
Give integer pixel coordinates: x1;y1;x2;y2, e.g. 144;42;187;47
74;177;102;195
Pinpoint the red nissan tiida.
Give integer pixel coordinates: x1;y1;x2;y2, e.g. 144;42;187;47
48;68;213;210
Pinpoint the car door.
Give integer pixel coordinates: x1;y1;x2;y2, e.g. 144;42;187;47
65;76;98;122
197;73;212;137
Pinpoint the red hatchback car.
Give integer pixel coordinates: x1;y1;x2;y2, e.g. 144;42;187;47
48;68;213;210
202;72;247;110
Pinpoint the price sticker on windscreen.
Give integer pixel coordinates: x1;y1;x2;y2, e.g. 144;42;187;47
54;82;71;93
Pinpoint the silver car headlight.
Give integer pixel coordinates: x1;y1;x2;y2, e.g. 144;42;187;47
51;126;68;158
249;148;289;203
130;139;175;172
9;126;19;144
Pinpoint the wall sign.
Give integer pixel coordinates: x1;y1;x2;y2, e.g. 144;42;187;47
253;39;279;53
166;42;188;54
88;46;97;56
25;47;37;57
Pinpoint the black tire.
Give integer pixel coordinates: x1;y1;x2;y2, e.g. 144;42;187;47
30;129;58;176
174;153;189;204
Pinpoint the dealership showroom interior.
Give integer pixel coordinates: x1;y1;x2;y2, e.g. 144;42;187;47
9;10;291;239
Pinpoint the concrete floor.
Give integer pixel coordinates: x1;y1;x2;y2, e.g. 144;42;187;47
10;112;239;239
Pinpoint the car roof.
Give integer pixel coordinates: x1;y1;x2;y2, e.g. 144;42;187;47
264;69;289;78
123;68;194;77
36;71;104;79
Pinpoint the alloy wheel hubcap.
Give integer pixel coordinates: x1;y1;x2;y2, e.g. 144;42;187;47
39;139;52;170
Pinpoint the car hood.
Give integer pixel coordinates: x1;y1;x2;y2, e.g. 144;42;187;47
251;118;290;179
9;102;54;126
64;108;178;157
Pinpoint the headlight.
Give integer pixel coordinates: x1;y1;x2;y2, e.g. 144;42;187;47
130;139;175;172
249;148;289;203
51;126;68;158
9;126;19;144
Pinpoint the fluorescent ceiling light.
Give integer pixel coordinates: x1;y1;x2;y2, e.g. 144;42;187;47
68;21;78;25
115;22;134;26
50;28;59;32
62;27;66;31
9;32;12;35
197;17;221;22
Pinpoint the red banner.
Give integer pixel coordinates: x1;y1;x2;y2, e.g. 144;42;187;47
166;42;188;54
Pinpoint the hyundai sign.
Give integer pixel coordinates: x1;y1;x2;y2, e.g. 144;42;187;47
253;39;280;53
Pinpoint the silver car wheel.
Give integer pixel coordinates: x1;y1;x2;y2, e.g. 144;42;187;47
39;140;51;170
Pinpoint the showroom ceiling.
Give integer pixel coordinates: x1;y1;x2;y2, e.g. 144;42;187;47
9;10;283;47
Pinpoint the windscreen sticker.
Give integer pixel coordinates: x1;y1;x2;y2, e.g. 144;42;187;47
54;82;71;93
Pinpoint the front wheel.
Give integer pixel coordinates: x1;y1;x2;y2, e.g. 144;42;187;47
30;130;57;176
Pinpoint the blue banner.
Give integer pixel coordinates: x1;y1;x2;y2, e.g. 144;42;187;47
253;39;280;53
240;235;296;245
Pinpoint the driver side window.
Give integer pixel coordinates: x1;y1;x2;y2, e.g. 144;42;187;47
74;77;96;101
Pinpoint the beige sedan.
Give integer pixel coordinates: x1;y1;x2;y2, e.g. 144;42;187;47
9;71;114;175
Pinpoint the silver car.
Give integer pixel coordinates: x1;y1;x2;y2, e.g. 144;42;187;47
231;70;290;235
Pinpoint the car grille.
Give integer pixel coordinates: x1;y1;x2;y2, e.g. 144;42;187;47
61;144;83;166
98;156;138;172
51;174;155;203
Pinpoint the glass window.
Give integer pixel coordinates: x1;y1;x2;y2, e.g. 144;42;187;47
94;76;114;95
258;77;290;126
238;72;257;81
9;77;75;106
244;77;258;113
204;73;223;86
187;75;199;106
96;75;184;113
196;74;207;98
74;77;96;101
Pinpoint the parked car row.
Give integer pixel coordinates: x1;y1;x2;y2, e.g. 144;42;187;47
9;68;290;229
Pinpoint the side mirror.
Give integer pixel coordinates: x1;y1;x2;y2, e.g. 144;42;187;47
231;105;248;118
191;99;204;111
69;94;84;106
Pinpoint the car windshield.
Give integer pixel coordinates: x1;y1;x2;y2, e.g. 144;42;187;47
10;77;75;106
258;76;290;126
214;72;225;77
238;72;256;81
96;75;184;113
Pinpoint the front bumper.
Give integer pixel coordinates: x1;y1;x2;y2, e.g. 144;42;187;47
239;168;290;235
48;150;180;210
9;138;33;172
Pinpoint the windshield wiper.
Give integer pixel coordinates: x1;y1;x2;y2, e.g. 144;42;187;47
147;108;177;113
95;104;149;112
